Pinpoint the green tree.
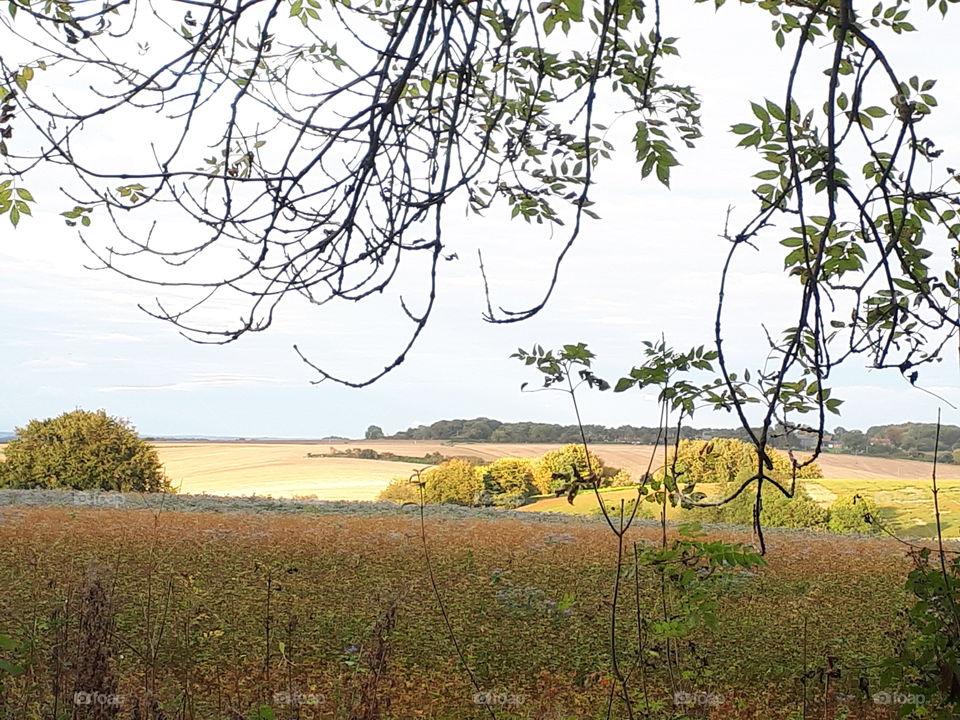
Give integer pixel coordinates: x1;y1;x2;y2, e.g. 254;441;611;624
691;482;828;530
0;410;169;492
828;493;881;535
421;459;483;506
475;458;536;497
364;425;385;440
665;438;823;486
532;444;608;494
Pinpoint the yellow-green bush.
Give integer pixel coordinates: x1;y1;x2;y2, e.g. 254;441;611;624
474;458;536;497
663;438;822;486
532;444;607;494
376;476;420;504
421;459;484;505
828;493;880;534
0;409;169;492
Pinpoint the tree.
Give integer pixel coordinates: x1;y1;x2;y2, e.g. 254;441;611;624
664;438;823;486
532;444;608;494
0;410;169;492
828;493;880;535
2;0;958;490
474;458;536;497
421;459;483;506
364;425;385;440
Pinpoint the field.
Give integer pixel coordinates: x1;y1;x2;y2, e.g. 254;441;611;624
150;441;960;536
0;502;928;719
154;443;420;500
4;440;959;535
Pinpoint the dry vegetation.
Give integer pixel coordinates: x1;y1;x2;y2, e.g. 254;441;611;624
0;504;923;719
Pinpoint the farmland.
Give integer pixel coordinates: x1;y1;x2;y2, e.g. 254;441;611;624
0;503;927;719
4;439;959;535
147;441;960;536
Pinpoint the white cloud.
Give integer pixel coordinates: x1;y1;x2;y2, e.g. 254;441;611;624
19;358;88;370
98;373;292;393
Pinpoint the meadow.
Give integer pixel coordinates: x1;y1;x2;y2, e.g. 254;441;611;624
0;502;927;719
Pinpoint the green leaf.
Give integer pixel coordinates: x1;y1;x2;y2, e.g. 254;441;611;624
655;161;670;187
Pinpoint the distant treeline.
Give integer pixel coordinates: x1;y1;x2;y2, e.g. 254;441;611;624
389;418;960;462
390;418;759;445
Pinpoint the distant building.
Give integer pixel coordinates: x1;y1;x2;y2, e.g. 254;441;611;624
796;432;833;451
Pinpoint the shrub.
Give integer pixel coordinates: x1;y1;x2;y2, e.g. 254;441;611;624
0;410;169;492
664;438;823;486
421;459;483;505
607;469;633;487
376;476;420;504
475;458;536;497
689;481;827;530
828;493;880;534
532;444;607;494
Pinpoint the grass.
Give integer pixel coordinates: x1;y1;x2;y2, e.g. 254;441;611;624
0;499;926;719
519;477;960;539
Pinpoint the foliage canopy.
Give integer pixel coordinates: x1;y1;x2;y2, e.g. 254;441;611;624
0;410;169;493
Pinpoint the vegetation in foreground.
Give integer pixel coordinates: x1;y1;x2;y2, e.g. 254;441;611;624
0;504;930;720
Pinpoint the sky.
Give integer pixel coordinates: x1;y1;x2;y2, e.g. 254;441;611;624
1;2;959;439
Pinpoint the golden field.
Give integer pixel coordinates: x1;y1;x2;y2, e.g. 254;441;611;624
5;440;960;534
4;439;958;501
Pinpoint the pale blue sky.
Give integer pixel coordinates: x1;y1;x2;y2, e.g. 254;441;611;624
2;3;958;438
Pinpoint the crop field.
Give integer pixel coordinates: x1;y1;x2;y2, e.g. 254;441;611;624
0;503;928;719
153;443;426;500
145;442;960;535
5;440;958;534
151;441;960;497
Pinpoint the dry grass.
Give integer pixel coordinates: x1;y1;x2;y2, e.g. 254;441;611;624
0;504;923;719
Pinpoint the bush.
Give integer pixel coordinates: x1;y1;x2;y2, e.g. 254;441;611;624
421;459;483;505
475;458;536;497
532;444;607;494
828;494;880;534
689;481;827;530
664;438;823;486
376;476;420;504
607;469;633;487
0;410;169;492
